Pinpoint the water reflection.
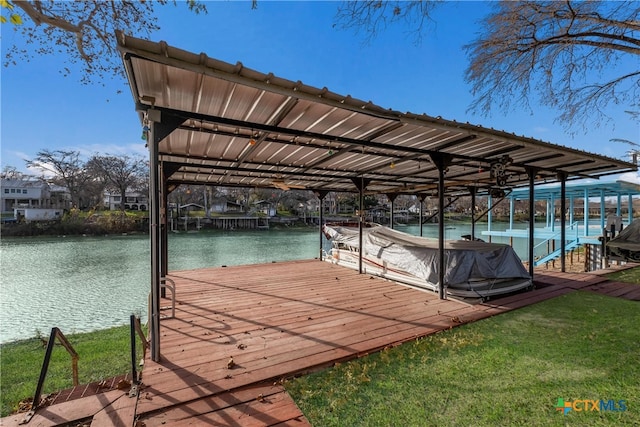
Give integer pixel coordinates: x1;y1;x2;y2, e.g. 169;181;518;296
1;223;528;343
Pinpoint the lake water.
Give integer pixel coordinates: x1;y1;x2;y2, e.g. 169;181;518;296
0;222;527;343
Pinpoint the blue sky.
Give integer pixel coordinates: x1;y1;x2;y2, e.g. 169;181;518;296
1;1;638;176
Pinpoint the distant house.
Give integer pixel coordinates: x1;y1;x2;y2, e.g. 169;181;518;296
176;203;204;218
1;178;52;214
49;184;72;210
13;208;63;222
368;206;388;222
104;190;148;211
210;197;244;214
253;200;276;217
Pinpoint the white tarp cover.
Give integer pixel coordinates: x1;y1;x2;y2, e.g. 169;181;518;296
324;224;531;287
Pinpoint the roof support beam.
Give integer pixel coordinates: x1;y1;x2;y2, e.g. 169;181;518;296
526;167;537;280
430;153;453;300
386;193;399;229
147;109;185;145
151;106;542;170
352;178;370;274
314;190;330;261
235;97;301;167
558;172;567;273
417;193;428;237
149;121;162;362
162;161;183;183
469;186;477;241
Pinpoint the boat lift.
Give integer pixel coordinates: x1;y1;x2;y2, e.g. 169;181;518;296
481;179;640;269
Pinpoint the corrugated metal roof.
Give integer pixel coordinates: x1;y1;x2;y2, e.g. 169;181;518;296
116;31;637;196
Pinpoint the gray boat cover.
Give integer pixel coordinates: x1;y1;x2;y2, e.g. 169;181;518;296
324;224;531;286
607;218;640;261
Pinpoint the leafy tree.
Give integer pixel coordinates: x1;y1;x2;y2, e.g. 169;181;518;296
0;0;21;25
2;0;208;85
87;154;147;212
26;149;92;208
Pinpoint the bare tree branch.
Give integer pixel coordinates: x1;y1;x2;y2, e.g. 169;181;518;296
464;1;640;132
26;149;92;208
87;154;147;212
5;1;209;85
334;1;440;45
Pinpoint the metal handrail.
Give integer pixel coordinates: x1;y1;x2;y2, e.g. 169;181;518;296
533;221;580;251
23;328;78;424
133;315;149;354
130;315;149;390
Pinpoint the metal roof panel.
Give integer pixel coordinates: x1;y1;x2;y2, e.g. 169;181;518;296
117;31;636;195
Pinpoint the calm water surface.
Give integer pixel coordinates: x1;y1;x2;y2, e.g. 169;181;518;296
0;222;527;343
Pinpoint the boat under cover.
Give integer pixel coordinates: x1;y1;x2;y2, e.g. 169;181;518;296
323;223;532;298
606;218;640;262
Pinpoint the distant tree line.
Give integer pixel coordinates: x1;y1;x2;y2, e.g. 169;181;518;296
1;149;149;212
3;148;545;221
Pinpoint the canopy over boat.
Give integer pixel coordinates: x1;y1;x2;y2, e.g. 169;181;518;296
324;224;532;298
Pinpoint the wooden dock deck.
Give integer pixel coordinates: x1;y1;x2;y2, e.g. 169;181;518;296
2;260;637;426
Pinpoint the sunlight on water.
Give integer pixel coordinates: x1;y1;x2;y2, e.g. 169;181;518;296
0;222;530;343
0;230;324;343
0;235;150;343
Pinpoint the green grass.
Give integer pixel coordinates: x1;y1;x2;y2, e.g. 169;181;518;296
286;292;640;426
606;266;640;284
0;325;146;417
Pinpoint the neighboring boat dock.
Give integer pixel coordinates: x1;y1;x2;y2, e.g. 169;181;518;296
481;179;640;268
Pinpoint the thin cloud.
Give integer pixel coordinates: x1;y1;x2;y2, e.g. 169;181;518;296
618;171;640;185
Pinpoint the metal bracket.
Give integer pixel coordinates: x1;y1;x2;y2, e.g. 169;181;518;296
490;155;512;186
129;383;140;398
20;410;35;425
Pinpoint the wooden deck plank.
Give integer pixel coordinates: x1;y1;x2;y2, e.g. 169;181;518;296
157;285;429;352
598;282;637;297
0;390;124;427
89;392;137;427
479;284;573;316
534;271;609;289
140;260;580;421
586;282;640;298
622;288;640;301
137;305;471;411
142;384;307;427
5;259;635;427
136;261;486;418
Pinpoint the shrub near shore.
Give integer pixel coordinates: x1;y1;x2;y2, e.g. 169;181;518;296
1;209;147;237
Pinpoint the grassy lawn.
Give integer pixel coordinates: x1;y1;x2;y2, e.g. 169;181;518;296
286;291;640;426
606;266;640;284
0;325;145;417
